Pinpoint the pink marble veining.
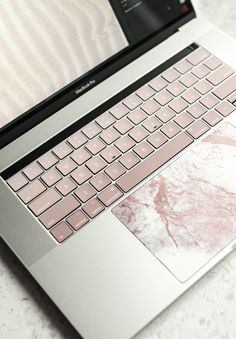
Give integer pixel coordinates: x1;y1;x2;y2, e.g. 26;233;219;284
113;122;236;281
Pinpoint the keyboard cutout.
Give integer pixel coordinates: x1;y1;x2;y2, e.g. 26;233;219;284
112;121;236;282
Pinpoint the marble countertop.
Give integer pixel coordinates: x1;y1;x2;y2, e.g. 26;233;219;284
1;1;236;338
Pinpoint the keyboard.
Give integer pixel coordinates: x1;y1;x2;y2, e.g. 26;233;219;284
6;46;236;243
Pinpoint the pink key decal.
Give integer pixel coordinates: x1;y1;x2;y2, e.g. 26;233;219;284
136;85;155;101
23;162;43;180
53;142;73;159
161;68;180;83
29;188;61;216
161;122;181;139
100;127;120;145
90;173;111;191
155;107;175;123
114;117;133;134
149;76;168;92
109;102;129;119
82;198;104;218
98;185;123;207
147;131;168;149
181;88;200;104
71;147;91;165
174;59;192;74
18;180;46;204
168;97;188;113
123;94;142;110
174;112;194;129
191;64;210;79
128;108;147;125
96;111;116;129
129;126;148;143
67;131;87;149
179;73;198;88
134;141;154;159
39;195;80;229
82;122;101;139
86;156;106;174
75;183;96;203
154;90;173;106
194;80;213;95
105;162;126;180
187;103;207;119
215;102;235;117
213;75;236;100
50;222;73;243
202;111;223;127
141;99;160;115
56;177;77;196
186;47;210;66
7;172;28;191
115;135;135;153
204;56;222;70
100;145;121;163
71;167;92;185
142;116;162;133
119;152;140;170
167;82;186;97
187;120;210;139
200;94;220;109
207;65;234;86
56;158;77;176
67;210;89;231
38;152;58;170
41;168;62;187
85;138;106;155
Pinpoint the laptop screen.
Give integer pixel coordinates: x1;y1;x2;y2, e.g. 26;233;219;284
0;0;194;145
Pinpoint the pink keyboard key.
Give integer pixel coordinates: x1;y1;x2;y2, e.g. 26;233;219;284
75;183;96;203
67;131;87;149
82;122;101;139
98;185;123;207
53;142;73;159
142;116;162;133
174;59;192;74
213;75;236;100
228;92;236;104
202;110;223;127
167;82;186;96
128;108;147;125
168;98;188;113
119;152;140;170
179;73;198;88
82;198;104;218
29;188;61;216
215;102;235;117
105;162;126;180
187;120;210;139
129;126;148;143
86;156;106;174
194;80;213;95
109;103;129;119
200;94;219;109
134;141;154;159
174;112;194;129
161;121;181;139
154;91;173;106
56;158;77;176
39;195;80;229
186;47;210;66
38;152;58;170
56;177;77;196
23;162;43;180
41;168;62;187
187;103;207;119
161;68;180;83
67;210;89;231
71;166;92;185
123;94;142;110
117;133;193;193
114;117;133;134
207;65;234;86
90;173;111;191
149;76;168;92
71;147;91;165
100;146;121;163
50;222;73;243
191;64;210;79
181;88;200;104
136;85;155;100
141;99;160;115
147;130;168;149
155;107;175;123
85;138;106;155
115;135;135;153
18;180;46;204
204;56;222;70
7;173;28;191
96;112;116;129
100;127;120;145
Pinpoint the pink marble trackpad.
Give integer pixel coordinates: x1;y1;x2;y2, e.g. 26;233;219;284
112;122;236;282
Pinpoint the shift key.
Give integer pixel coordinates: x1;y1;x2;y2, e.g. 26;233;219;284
39;195;80;229
29;188;61;216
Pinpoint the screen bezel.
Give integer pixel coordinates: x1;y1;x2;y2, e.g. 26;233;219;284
0;0;195;149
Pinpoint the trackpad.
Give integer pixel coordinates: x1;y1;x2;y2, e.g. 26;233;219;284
112;122;236;282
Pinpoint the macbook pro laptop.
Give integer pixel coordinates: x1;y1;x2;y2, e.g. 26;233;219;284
1;1;236;338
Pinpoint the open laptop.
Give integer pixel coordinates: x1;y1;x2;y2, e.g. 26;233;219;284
1;1;236;338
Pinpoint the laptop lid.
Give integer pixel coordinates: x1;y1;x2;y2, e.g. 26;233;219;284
0;0;195;149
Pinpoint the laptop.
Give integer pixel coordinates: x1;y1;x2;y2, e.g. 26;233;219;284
1;1;236;338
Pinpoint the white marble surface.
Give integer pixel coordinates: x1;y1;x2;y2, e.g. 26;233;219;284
1;1;236;338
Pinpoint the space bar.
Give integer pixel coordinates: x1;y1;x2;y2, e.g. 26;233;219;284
116;133;193;193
